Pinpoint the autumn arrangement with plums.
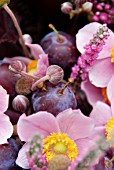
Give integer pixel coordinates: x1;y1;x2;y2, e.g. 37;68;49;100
0;0;114;170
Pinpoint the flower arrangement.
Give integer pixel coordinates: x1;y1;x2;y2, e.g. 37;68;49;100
0;0;114;170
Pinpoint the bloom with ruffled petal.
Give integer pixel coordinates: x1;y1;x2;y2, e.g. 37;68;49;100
16;108;95;169
25;42;49;77
0;85;13;144
90;96;114;146
81;78;110;107
76;22;114;87
0;85;9;113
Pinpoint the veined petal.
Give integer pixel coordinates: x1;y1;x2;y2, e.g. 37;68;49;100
97;31;114;60
81;79;104;106
90;101;112;126
107;74;114;117
76;138;96;164
36;54;49;76
16;143;30;169
26;43;45;60
89;58;114;87
89;126;105;141
0;113;13;144
56;108;94;140
17;112;60;142
0;85;9;113
76;22;101;54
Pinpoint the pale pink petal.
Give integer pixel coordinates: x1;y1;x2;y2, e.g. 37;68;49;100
107;74;114;117
16;143;30;169
81;79;104;106
75;138;96;164
17;112;60;142
97;31;114;60
56;108;94;140
23;34;32;44
0;113;13;144
76;22;101;54
89;126;105;140
26;43;45;60
90;101;112;126
36;54;49;76
89;58;114;87
3;56;31;66
0;86;9;113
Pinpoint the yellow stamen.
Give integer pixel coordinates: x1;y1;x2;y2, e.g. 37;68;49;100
105;117;114;146
27;60;38;75
110;46;114;63
101;88;110;105
43;132;78;162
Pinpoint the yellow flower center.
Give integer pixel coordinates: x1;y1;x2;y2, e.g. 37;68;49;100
101;88;110;105
110;46;114;63
27;60;38;75
43;132;78;162
105;117;114;146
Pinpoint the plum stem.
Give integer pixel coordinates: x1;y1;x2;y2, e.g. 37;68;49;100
48;24;64;43
31;75;50;91
3;3;32;59
20;71;39;80
58;78;73;95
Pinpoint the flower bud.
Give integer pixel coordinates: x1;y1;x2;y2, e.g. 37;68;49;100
48;155;71;170
19;34;32;44
46;65;64;84
61;2;73;14
0;0;10;7
15;77;33;95
12;95;30;112
9;60;26;74
82;2;93;12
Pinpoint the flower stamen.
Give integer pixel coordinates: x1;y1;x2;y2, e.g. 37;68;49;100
110;46;114;63
43;132;78;162
105;118;114;146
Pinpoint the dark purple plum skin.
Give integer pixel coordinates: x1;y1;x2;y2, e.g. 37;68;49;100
5;109;21;125
0;138;23;170
31;82;77;116
40;31;79;71
0;61;19;98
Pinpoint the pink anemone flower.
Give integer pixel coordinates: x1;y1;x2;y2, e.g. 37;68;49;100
3;34;49;77
0;85;13;144
76;22;114;87
22;36;49;77
16;108;96;169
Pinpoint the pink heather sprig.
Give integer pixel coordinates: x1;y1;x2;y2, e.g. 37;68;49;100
26;135;48;170
70;24;110;81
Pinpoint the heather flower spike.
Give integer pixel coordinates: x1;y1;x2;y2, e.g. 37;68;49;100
26;135;48;169
1;2;31;58
70;24;110;81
